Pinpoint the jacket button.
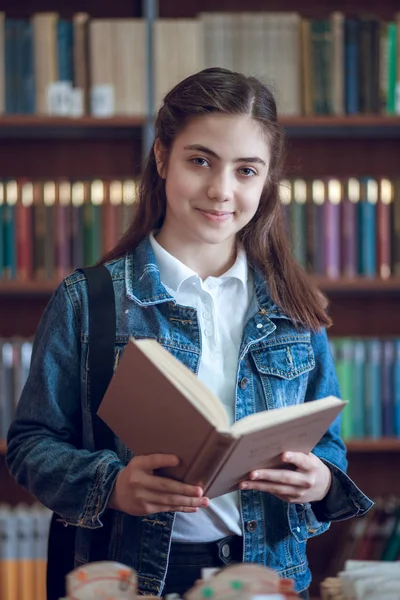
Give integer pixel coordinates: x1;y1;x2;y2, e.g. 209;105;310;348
239;377;249;390
245;520;258;532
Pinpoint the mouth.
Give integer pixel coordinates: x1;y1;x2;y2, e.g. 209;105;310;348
196;208;234;216
195;208;234;222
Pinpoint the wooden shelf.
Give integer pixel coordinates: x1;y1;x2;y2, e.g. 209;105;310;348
1;277;400;297
346;439;400;452
281;115;400;138
0;116;146;139
312;277;400;294
0;115;398;139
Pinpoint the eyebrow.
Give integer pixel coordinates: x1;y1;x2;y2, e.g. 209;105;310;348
183;144;267;166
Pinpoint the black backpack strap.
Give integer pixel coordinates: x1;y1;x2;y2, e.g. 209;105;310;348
79;265;116;449
47;265;117;600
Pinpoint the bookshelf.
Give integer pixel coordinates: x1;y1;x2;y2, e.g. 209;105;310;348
0;0;400;598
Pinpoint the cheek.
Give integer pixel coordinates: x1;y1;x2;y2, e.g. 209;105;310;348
165;167;197;206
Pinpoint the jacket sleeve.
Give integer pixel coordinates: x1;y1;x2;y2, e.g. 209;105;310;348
306;328;373;521
6;279;123;529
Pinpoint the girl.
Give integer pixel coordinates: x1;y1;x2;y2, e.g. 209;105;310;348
6;68;372;599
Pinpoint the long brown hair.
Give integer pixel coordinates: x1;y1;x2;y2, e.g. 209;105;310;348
102;67;331;331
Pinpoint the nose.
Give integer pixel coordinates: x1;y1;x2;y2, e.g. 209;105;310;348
207;169;234;202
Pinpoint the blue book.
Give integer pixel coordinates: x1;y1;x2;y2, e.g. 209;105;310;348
365;339;382;439
57;19;74;82
344;17;360;114
20;19;35;114
358;177;377;277
381;340;395;437
5;19;17;114
352;339;366;438
394;339;400;437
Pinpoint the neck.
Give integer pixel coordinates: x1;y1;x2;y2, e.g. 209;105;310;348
154;232;237;280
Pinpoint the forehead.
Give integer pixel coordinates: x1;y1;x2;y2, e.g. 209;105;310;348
174;113;271;161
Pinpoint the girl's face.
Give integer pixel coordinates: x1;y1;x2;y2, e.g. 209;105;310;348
155;113;271;253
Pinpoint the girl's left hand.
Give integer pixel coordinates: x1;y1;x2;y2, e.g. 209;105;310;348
239;452;332;503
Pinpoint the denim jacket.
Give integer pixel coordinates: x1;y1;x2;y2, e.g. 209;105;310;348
6;237;373;594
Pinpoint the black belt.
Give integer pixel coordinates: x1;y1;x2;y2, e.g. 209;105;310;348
169;534;243;566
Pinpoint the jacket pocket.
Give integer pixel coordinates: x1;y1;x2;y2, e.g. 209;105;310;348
251;340;315;408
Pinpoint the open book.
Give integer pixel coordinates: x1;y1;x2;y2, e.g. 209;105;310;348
98;338;346;498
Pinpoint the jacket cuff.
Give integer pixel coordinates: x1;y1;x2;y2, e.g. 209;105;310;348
311;459;374;522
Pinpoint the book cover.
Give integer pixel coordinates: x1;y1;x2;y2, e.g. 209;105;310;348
98;338;345;499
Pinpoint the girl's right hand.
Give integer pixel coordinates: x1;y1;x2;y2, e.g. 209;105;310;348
108;454;209;516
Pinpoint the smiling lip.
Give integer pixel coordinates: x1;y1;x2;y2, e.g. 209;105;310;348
196;208;234;222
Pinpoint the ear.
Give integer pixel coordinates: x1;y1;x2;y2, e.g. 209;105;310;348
154;138;167;179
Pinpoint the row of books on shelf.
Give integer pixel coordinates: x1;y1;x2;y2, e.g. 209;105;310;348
329;498;400;577
331;338;400;439
0;503;51;600
0;178;137;281
0;176;399;282
281;177;400;279
0;11;399;118
0;336;400;444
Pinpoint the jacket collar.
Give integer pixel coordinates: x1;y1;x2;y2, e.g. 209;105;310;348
125;236;289;320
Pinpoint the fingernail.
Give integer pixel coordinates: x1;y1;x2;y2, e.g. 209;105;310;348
285;452;292;461
240;482;248;489
251;471;260;479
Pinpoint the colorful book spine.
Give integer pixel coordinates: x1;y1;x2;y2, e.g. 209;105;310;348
341;178;359;278
324;178;341;278
291;179;307;268
16;180;34;281
358;177;377;277
377;178;393;279
365;339;382;439
3;180;17;279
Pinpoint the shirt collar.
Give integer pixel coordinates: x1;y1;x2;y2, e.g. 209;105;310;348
149;232;248;292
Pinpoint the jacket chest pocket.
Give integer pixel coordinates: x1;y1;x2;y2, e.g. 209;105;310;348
250;340;315;409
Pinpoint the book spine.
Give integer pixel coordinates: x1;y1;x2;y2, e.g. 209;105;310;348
365;339;382;439
381;339;395;437
394;339;400;437
341;183;358;277
184;430;234;489
344;17;360;114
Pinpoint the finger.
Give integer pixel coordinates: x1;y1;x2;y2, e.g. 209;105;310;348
137;488;209;509
248;468;308;488
142;472;204;498
240;480;307;499
281;452;313;472
134;453;181;471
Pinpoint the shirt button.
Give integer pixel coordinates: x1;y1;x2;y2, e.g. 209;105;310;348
202;312;211;319
256;323;263;329
245;520;258;532
204;329;212;337
239;377;249;390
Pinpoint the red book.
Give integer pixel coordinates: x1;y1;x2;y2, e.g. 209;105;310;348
16;180;34;281
377;178;393;279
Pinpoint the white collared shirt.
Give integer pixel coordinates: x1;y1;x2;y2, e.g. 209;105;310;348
149;233;254;542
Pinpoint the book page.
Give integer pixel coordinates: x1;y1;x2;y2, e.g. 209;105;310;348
230;395;345;435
